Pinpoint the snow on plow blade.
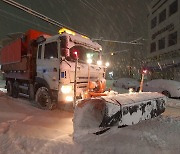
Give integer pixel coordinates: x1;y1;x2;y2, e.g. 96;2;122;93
74;92;166;135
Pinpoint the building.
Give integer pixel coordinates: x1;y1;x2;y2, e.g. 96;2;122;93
147;0;180;80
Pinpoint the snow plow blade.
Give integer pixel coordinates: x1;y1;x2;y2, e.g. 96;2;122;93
73;92;166;134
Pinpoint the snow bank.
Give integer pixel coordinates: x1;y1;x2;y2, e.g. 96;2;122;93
166;98;180;108
0;88;6;96
0;122;10;134
73;99;105;137
74;116;180;154
0;132;82;154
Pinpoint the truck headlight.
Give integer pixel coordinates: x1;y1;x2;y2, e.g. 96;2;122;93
97;60;102;66
65;96;73;102
61;85;72;94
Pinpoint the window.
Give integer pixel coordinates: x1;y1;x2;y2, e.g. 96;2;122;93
168;31;177;46
150;42;156;53
158;37;165;50
159;9;166;23
44;42;58;59
151;17;157;29
69;46;100;64
169;0;178;16
38;45;42;59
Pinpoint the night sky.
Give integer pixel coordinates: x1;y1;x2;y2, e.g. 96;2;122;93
0;0;150;41
0;0;151;78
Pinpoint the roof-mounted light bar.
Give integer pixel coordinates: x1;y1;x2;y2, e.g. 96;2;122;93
59;28;76;36
59;28;89;39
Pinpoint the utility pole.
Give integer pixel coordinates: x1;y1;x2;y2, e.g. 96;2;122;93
73;53;78;108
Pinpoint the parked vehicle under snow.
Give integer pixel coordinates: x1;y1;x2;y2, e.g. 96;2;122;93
143;79;180;98
113;78;140;91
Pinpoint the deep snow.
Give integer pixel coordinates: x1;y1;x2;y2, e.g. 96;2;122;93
0;89;180;154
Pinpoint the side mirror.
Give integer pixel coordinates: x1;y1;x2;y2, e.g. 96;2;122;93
60;57;65;61
36;36;46;44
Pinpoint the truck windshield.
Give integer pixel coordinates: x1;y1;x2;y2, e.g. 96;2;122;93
69;45;100;64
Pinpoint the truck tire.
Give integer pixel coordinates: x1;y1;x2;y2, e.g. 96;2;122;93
13;81;19;98
162;90;171;98
35;87;55;110
29;84;35;100
122;85;126;89
136;87;140;92
7;80;13;96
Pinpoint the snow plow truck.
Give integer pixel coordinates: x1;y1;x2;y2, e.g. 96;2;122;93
0;28;166;132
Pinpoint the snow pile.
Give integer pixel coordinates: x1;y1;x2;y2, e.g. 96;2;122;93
0;122;10;134
0;132;82;154
103;92;165;105
73;99;105;137
74;116;180;154
0;88;6;96
166;98;180;108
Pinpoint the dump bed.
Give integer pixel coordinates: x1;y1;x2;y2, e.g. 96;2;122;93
1;38;22;65
0;29;50;80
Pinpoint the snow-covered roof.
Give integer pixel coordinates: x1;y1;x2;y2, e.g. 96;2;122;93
69;34;102;51
147;79;180;87
45;32;102;51
102;92;165;106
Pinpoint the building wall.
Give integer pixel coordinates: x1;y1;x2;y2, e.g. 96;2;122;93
147;0;180;80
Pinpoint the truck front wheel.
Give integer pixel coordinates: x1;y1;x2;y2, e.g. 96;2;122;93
35;87;55;110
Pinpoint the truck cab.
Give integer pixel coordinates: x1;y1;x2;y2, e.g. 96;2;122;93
35;29;106;109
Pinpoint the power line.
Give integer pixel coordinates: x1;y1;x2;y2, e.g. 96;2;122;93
1;0;87;36
1;0;144;46
0;9;56;34
92;38;143;45
129;37;143;43
79;0;104;17
103;49;129;55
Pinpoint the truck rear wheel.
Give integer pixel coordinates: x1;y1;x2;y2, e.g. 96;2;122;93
13;81;19;98
162;90;171;98
7;80;13;96
35;87;55;110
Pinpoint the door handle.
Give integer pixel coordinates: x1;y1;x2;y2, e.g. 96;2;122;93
53;68;58;72
43;69;46;73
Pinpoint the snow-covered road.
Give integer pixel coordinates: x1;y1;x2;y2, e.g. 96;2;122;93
0;91;180;154
0;92;80;154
